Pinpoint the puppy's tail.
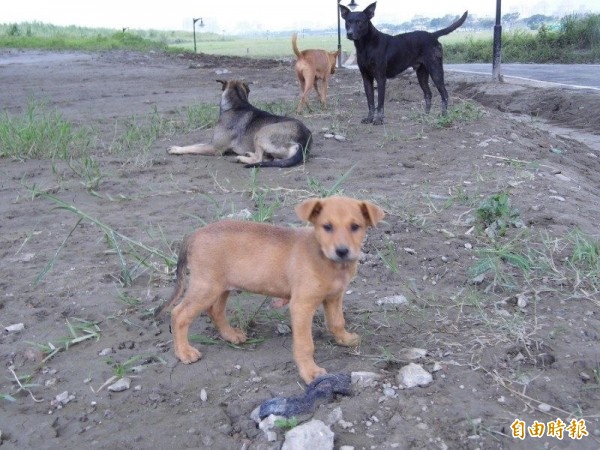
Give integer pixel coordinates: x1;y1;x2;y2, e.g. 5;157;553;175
245;130;312;169
291;32;301;58
431;11;468;38
153;236;190;317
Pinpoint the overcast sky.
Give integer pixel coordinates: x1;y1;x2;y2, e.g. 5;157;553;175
3;0;600;33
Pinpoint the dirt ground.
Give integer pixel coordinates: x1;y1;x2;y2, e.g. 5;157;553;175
1;49;599;450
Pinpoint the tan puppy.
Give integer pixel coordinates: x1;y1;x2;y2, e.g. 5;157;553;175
158;196;384;383
292;33;340;113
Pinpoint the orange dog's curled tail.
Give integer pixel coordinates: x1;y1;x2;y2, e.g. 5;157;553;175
291;32;301;58
154;236;190;317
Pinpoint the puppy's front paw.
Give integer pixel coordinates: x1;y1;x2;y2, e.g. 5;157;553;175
167;146;180;154
176;345;202;364
336;331;361;347
299;364;327;384
220;327;247;344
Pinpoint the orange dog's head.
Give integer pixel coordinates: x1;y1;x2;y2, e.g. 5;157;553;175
296;196;385;262
328;50;341;74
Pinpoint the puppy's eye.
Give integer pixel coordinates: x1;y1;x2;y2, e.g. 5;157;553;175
323;223;333;232
350;223;360;232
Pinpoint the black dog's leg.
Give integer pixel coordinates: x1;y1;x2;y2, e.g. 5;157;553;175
360;72;375;123
373;76;386;125
416;66;433;114
429;69;449;115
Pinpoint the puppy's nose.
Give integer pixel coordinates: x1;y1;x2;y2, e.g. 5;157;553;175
336;246;350;259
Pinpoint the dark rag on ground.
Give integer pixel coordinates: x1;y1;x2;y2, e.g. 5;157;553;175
258;373;352;419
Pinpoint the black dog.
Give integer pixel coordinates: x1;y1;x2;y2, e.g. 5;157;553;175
339;2;468;124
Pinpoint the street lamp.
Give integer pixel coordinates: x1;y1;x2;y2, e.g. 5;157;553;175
337;0;360;68
193;17;204;53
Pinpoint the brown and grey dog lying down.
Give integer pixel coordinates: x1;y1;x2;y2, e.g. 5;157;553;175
168;79;312;168
156;196;385;384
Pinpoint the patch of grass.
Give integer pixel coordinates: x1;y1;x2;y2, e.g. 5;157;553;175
475;192;524;239
32;191;176;287
307;164;355;197
377;238;400;274
26;318;101;364
412;101;483;128
0;99;94;160
274;417;299;430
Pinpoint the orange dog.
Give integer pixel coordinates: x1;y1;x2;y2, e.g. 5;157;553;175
292;33;340;113
158;196;384;383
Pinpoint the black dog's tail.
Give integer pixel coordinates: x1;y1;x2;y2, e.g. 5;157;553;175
431;11;468;39
245;131;312;169
154;236;190;317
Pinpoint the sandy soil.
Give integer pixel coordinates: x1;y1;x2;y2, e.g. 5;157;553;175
1;49;599;449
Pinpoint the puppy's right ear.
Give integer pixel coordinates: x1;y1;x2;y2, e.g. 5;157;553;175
296;198;323;223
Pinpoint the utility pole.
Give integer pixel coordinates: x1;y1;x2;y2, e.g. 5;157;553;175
193;18;204;54
492;0;502;81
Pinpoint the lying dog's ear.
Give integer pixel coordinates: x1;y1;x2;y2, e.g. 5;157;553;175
360;201;385;227
364;2;377;19
296;198;322;223
216;79;228;90
242;82;250;94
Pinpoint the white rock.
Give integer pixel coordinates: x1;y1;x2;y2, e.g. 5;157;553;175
351;371;382;387
55;391;70;405
400;348;427;360
200;388;208;402
333;134;346;141
108;377;131;392
549;195;566;202
98;348;113;356
376;295;408;306
324;133;335;139
396;363;433;388
5;323;24;332
282;419;334;450
538;403;552;413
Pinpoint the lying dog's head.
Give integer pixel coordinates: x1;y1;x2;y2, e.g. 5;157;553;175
296;196;385;263
339;2;377;41
216;79;250;109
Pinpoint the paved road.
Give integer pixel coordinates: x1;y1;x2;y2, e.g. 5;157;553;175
446;63;600;90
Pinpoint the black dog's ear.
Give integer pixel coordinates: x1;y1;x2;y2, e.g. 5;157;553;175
339;4;350;19
364;2;377;19
242;81;250;94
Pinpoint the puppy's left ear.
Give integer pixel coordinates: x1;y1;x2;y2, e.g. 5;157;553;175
242;81;250;94
360;201;385;227
296;198;322;223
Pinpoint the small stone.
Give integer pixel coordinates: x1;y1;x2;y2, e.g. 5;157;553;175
5;323;25;332
404;247;416;255
376;295;408;306
351;371;382;387
400;348;427;360
464;242;473;249
396;363;433;388
324;133;334;139
549;195;565;202
200;388;208;402
516;293;528;308
98;348;113;356
55;391;70;405
108;377;131;392
538;403;552;413
277;323;291;334
333;134;346;141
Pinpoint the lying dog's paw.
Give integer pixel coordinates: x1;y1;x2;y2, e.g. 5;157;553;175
167;146;181;154
176;345;202;364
